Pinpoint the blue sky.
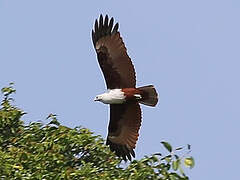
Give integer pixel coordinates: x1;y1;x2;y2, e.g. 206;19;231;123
1;1;240;179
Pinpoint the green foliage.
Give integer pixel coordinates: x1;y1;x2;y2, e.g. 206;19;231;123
0;84;194;179
0;83;25;150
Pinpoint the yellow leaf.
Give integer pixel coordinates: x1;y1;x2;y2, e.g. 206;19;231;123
184;157;195;169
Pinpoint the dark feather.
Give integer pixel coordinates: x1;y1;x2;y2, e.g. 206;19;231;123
91;30;95;45
107;18;114;35
103;15;109;36
92;15;117;46
92;15;136;89
106;139;134;161
99;15;104;37
112;23;119;34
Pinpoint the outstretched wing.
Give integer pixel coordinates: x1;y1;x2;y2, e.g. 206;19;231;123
107;103;142;161
92;15;136;89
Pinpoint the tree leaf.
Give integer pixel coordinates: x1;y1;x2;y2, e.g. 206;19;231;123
184;157;195;169
175;147;183;151
153;153;162;156
174;155;179;160
172;159;180;171
49;119;60;126
161;141;172;152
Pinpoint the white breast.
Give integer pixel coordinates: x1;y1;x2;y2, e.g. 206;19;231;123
100;89;126;104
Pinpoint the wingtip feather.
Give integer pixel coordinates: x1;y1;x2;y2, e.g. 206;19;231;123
106;139;135;161
92;15;119;46
112;23;119;34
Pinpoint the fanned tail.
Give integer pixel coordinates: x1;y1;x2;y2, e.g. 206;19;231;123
138;85;158;107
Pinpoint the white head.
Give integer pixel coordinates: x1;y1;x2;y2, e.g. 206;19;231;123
94;94;104;102
94;89;126;104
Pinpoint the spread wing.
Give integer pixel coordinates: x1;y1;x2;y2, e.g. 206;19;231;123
92;15;136;89
107;103;142;161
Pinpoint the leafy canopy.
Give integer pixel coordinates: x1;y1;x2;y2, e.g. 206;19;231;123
0;84;194;179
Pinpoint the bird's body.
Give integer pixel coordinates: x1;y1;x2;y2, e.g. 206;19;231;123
95;87;156;105
92;15;159;161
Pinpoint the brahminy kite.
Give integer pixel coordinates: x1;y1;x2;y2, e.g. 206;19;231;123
92;15;158;161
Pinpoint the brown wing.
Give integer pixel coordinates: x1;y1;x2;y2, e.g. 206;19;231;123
106;102;142;161
92;15;136;89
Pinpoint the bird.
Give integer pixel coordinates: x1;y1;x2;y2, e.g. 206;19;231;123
92;15;158;161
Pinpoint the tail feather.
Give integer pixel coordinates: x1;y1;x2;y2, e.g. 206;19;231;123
138;85;158;107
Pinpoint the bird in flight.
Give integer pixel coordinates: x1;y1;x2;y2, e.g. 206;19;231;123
92;15;158;161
